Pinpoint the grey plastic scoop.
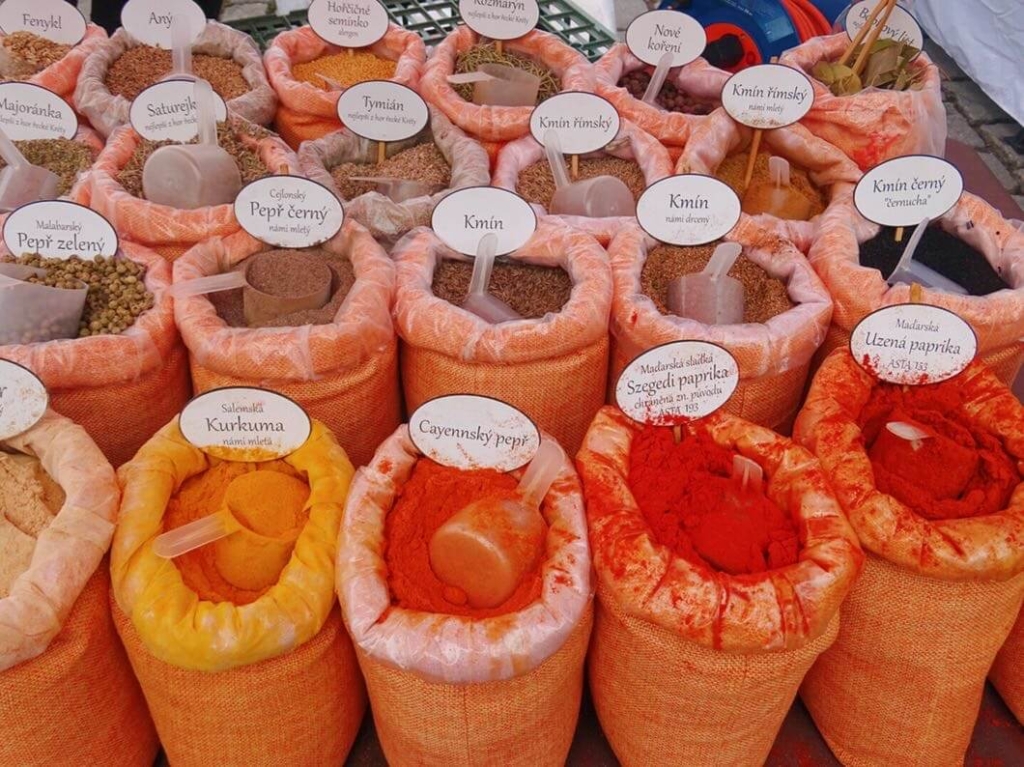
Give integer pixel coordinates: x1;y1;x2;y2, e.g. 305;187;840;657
887;217;967;295
447;64;540;106
0;263;87;344
667;242;745;325
886;421;932;452
142;79;242;209
0;124;60;211
543;131;636;218
346;176;445;202
461;233;521;323
642;52;674;106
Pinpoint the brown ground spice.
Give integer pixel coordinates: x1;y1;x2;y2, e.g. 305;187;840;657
330;142;451;200
642;243;794;324
716;151;826;219
0;138;96;196
516;156;646;210
432;258;572;319
104;45;251;102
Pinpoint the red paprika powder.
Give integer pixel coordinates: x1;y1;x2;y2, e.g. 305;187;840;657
628;424;799;575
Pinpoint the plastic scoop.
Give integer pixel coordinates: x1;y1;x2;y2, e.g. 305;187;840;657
142;78;242;210
667;242;745;325
642;51;674;106
0;263;87;344
732;455;764;495
160;14;195;82
0;124;60;211
543;130;636;218
429;438;563;608
742;156;815;220
318;74;344;91
885;421;932;452
887;217;968;295
447;64;540;107
347;176;445;202
461;233;521;323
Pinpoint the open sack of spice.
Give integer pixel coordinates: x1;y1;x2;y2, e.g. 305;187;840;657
991;609;1024;724
0;22;106;101
112;412;365;766
576;405;862;766
794;350;1024;766
337;421;591;766
0;123;104;204
0;406;158;767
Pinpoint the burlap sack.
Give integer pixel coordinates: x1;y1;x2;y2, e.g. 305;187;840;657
780;33;946;170
576;406;862;766
298;106;490;243
0;410;157;767
391;221;612;454
991;609;1024;723
676;108;863;252
338;424;592;766
76;119;299;260
492;118;673;245
0;124;106;211
794;351;1024;766
594;43;728;149
0;241;190;467
264;24;426;149
0;23;107;102
807;193;1024;385
608;221;833;432
112;417;365;766
74;23;276;137
173;221;399;467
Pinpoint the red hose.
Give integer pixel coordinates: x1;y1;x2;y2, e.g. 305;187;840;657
782;0;833;41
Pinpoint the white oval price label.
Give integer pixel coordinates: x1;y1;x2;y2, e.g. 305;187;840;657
0;360;48;441
529;92;620;155
0;0;86;46
337;81;429;143
129;80;228;142
0;83;76;140
616;341;739;425
3;201;117;260
845;1;923;50
121;0;205;48
722;64;814;129
431;186;536;256
625;10;706;68
180;387;313;461
850;304;977;385
637;175;741;246
234;176;344;249
854;155;964;228
308;0;389;47
458;0;538;41
409;394;540;471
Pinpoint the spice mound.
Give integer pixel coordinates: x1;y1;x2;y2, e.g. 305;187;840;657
516;156;646;210
628;425;799;575
859;225;1010;296
0;451;65;598
642;243;794;324
1;31;71;75
716;152;826;221
386;459;544;616
617;69;718;115
453;43;559;104
0;138;96;196
858;379;1019;520
433;257;573;319
331;142;451;201
293;51;396;89
104;45;251;102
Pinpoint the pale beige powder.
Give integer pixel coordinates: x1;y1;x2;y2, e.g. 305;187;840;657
0;452;64;598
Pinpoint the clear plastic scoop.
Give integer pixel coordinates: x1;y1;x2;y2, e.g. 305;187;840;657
887;217;968;295
346;176;445;202
543;130;636;218
429;438;563;608
742;156;815;220
885;421;932;452
318;74;344;91
447;64;540;106
732;454;764;495
642;51;674;106
153;510;238;558
461;233;521;323
0;124;60;211
667;242;745;325
142;79;242;210
0;263;87;344
160;14;195;82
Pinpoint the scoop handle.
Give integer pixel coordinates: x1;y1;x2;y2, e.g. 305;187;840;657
891;216;931;276
543;130;571;190
153;513;235;559
468;233;498;298
0;124;28;170
194;78;218;147
517;438;566;510
769;156;790;188
171;14;192;76
168;271;247;298
702;242;743;281
642;51;674;105
732;454;763;494
446;72;495;84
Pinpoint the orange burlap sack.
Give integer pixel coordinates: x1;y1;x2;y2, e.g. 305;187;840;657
74;23;277;137
992;610;1024;722
676;108;862;252
0;23;107;102
392;221;612;454
173;221;399;467
780;33;945;170
420;27;595;148
77;119;299;259
576;406;862;766
0;410;157;767
298;106;490;243
593;43;728;148
0;242;190;467
794;351;1024;766
808;193;1024;385
264;24;426;149
338;424;592;766
608;221;832;432
492;118;673;245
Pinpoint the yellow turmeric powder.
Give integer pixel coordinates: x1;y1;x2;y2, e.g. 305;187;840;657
293;51;397;89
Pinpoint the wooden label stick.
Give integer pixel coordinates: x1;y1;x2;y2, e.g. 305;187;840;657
895;226;905;242
571;154;579;180
496;39;503;55
377;140;386;164
743;130;763;189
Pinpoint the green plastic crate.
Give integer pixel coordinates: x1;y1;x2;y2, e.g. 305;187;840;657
229;0;615;61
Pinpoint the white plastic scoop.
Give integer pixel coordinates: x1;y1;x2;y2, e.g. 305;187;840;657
142;79;242;209
346;176;445;202
0;263;87;344
885;421;932;452
642;51;674;106
318;74;344;91
461;233;521;323
742;156;815;220
160;14;195;82
0;124;60;211
544;130;636;218
667;242;745;325
887;217;968;295
429;438;563;608
447;64;540;106
732;454;764;495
